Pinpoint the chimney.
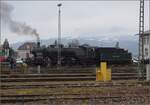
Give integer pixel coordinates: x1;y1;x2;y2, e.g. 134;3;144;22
37;35;40;48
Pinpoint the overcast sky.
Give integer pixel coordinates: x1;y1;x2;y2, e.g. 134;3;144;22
1;0;150;44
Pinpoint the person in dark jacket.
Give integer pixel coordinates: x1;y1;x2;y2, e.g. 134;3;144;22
10;57;16;69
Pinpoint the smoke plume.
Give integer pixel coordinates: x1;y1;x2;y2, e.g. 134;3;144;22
0;2;39;37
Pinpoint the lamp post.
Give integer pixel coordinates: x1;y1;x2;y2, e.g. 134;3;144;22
57;3;62;68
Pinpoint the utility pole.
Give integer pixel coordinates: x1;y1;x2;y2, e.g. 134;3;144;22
138;0;145;79
57;3;62;69
0;30;1;76
0;32;1;47
0;32;1;75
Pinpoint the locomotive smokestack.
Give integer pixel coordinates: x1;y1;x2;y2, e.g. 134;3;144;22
37;35;40;48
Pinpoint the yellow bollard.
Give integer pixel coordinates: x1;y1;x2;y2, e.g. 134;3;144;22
101;62;107;81
96;62;111;81
106;68;111;81
96;68;101;81
22;63;27;74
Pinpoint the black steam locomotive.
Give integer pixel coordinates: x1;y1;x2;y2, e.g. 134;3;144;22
26;43;132;66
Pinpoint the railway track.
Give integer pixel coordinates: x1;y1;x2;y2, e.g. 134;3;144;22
1;65;149;104
1;65;138;74
0;73;146;82
1;65;143;82
1;73;95;78
0;73;142;78
2;81;149;89
1;94;150;103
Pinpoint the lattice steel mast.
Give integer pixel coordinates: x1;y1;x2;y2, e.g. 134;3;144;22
138;0;145;79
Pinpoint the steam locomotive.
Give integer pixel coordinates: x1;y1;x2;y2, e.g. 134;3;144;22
26;43;132;66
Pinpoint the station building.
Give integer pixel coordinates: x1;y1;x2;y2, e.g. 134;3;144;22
17;42;36;60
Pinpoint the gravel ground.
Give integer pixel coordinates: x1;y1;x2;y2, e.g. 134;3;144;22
1;97;150;105
1;81;150;105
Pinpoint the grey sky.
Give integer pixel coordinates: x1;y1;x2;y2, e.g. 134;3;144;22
1;0;150;43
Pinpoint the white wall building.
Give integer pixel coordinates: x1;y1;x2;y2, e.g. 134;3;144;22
142;30;150;80
17;42;36;60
